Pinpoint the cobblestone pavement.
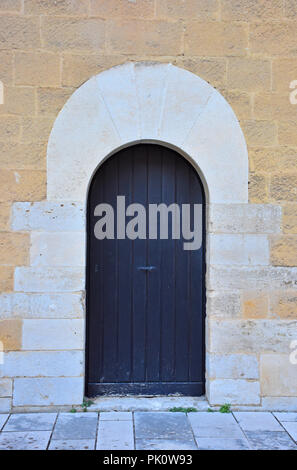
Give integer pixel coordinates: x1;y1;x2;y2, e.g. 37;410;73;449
0;411;297;450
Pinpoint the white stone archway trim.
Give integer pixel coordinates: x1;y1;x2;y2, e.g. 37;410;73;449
47;62;248;204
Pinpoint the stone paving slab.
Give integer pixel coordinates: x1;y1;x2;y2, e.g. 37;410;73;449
134;412;193;440
245;431;297;450
234;412;283;432
49;439;95;450
197;437;251;450
274;412;297;422
3;413;57;432
136;438;197;450
188;412;245;439
99;412;132;421
96;420;134;450
0;431;51;450
281;422;297;441
52;412;98;440
0;414;9;430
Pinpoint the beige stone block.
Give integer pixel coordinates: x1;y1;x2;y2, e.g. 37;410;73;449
175;57;226;88
227;58;271;92
42;17;105;52
91;0;154;17
273;59;297;92
0;142;46;170
208;379;260;405
37;88;73;116
0;87;35;116
249;147;297;173
270;235;297;267
185;22;248;57
243;291;268;319
222;0;283;20
0;170;46;202
0;117;20;141
209;318;297;353
0;379;12;397
25;0;88;15
242;120;277;147
156;0;218;19
279;121;297;147
261;354;297;396
248;174;269;203
0;204;10;232
0;52;13;85
15;52;60;87
207;291;241;318
0;232;29;266
250;22;297;56
270;290;297;319
21;117;54;143
0;0;21;11
270;174;297;202
0;266;14;292
62;54;125;88
221;90;251;120
0;319;22;350
106;19;183;55
284;0;297;18
254;93;297;121
283;204;297;234
0;16;40;50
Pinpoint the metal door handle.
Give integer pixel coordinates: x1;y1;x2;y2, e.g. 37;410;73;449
138;266;156;271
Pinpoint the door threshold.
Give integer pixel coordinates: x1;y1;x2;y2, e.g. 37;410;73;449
88;395;209;412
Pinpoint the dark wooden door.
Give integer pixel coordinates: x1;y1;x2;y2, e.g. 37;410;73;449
86;144;205;396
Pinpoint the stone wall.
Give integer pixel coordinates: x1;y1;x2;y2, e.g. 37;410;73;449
0;0;297;411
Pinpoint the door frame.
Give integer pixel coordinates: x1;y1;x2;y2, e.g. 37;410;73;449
85;143;207;397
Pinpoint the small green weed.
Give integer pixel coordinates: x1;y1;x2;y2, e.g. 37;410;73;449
169;407;198;413
219;403;231;413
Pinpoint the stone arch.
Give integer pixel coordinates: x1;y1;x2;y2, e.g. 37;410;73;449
47;62;248;204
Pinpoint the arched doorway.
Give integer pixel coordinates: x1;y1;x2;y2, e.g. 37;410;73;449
86;143;206;396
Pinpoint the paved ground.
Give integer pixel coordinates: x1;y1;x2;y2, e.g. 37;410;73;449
0;411;297;450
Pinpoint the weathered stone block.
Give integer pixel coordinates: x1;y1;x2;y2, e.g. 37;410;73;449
0;0;21;12
209;319;297;353
250;22;297;56
243;290;269;319
30;232;85;267
0;204;10;231
227;58;271;92
270;174;297;202
1;351;83;377
0;170;46;202
283;205;297;234
15;52;60;87
0;16;40;50
106;19;183;55
22;319;84;350
272;58;297;92
248;174;269;203
207;354;259;379
242;120;277;147
0;117;20;141
91;0;154;17
209;266;297;290
208;379;260;405
0;379;12;397
270;235;297;266
42;17;105;52
209;234;269;265
249;148;297;173
14;267;84;292
185;22;248;56
13;377;84;406
221;0;283;20
0;86;35;115
270;290;297;319
37;87;73;116
0;267;13;292
0;232;29;265
25;0;88;15
261;354;297;396
209;204;281;234
0;319;22;350
176;58;226;88
156;0;218;19
12;202;84;232
207;291;241;318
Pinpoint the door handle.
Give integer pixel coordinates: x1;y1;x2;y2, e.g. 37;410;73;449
137;266;156;271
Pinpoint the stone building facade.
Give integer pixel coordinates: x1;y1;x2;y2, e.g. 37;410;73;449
0;0;297;412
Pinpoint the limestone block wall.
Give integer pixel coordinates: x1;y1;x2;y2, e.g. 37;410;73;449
0;0;296;411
